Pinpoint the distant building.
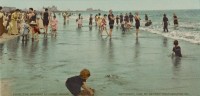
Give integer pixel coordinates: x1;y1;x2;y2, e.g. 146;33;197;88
86;8;93;11
43;5;58;12
2;6;16;12
86;8;102;12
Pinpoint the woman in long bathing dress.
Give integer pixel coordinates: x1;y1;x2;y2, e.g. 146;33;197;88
11;9;20;35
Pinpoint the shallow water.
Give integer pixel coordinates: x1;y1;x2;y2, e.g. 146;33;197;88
0;15;200;96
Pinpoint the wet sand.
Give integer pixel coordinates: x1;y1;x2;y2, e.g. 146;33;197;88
0;79;12;96
0;16;200;96
0;33;19;44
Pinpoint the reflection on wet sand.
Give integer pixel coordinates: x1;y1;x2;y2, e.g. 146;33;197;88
135;37;140;58
108;39;114;61
89;26;92;32
172;57;182;76
0;79;12;96
163;37;168;47
0;43;4;56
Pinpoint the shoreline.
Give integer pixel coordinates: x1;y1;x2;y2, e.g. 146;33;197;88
0;33;19;44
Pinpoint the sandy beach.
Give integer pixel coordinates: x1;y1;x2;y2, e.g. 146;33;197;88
0;33;19;44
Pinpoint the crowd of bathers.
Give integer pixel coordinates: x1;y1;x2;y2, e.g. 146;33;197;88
0;7;58;41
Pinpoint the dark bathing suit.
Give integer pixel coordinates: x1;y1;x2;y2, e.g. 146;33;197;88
129;14;134;23
108;14;114;29
125;15;129;22
173;46;182;57
120;15;123;23
30;12;36;22
43;12;49;26
163;16;168;32
89;17;92;25
65;76;86;96
116;17;119;24
174;16;178;25
145;15;148;21
135;17;140;29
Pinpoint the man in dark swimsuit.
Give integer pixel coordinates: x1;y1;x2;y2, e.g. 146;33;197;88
129;12;134;23
89;14;93;26
145;14;148;22
116;15;119;25
43;8;49;36
163;14;169;32
108;10;115;38
120;13;123;24
124;13;129;22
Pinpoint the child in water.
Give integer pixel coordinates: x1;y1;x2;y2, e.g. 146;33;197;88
51;15;58;37
172;40;182;57
101;14;109;36
21;20;29;41
65;69;95;96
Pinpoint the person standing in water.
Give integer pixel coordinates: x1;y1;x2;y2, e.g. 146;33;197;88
42;8;50;37
124;13;129;23
173;13;178;28
95;14;98;27
134;12;141;37
119;13;123;24
116;15;119;26
97;13;102;30
50;15;58;37
89;14;93;27
172;40;182;57
129;12;134;24
101;14;109;36
77;13;83;28
108;10;115;38
145;14;148;22
163;14;169;32
63;12;67;24
11;9;20;35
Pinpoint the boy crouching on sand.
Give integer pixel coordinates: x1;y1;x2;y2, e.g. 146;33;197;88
65;69;95;96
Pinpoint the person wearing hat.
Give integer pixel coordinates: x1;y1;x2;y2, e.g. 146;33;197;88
108;10;115;38
11;9;20;35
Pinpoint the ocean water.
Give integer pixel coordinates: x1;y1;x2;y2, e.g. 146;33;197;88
68;9;200;44
0;9;200;96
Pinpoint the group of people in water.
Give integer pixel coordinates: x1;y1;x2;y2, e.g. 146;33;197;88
0;6;58;41
1;7;184;96
74;10;179;39
65;38;182;96
66;10;182;96
86;10;142;37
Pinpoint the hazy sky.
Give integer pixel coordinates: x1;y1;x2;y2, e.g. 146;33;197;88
1;0;200;11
